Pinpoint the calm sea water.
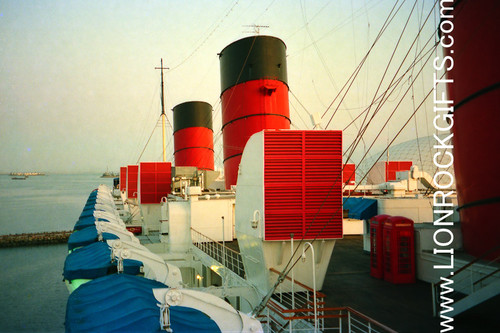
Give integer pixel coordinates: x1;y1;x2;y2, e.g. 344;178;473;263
0;174;114;235
0;174;114;332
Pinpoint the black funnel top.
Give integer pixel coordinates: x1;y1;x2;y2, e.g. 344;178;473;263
219;35;288;94
173;101;213;133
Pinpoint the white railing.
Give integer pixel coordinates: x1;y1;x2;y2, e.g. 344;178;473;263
431;244;500;317
262;268;397;333
191;228;246;279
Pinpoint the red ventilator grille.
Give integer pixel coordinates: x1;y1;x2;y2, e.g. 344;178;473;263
343;163;356;185
263;130;343;240
127;165;139;199
119;167;127;191
385;161;412;181
139;162;172;204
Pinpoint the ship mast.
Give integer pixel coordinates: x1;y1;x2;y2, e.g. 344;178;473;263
155;59;169;162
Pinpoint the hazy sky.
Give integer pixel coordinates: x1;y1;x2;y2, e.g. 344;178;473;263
0;0;440;173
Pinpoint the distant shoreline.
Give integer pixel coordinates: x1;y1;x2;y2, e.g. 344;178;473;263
0;231;72;247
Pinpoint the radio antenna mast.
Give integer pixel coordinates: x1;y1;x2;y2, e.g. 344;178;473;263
155;59;169;162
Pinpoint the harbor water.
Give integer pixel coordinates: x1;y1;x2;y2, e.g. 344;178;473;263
0;174;114;332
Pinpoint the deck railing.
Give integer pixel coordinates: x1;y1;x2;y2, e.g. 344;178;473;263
190;229;396;332
431;243;500;316
261;297;398;333
191;228;246;279
263;268;397;333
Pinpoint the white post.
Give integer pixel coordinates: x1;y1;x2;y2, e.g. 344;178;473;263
222;216;227;291
222;216;225;260
302;242;317;332
348;311;351;333
339;309;343;333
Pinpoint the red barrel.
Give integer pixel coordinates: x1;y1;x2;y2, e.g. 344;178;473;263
383;216;415;284
219;36;290;189
444;0;500;259
173;101;214;171
370;215;391;279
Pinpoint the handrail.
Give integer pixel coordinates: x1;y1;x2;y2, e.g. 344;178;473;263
434;242;500;287
191;227;246;279
261;303;398;333
346;307;399;333
267;267;397;332
432;243;500;317
473;265;500;287
269;267;327;298
191;227;241;256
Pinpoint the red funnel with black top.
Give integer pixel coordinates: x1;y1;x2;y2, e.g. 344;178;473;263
173;101;214;171
219;35;290;189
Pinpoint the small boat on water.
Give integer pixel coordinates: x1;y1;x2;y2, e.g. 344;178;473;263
9;172;44;176
100;171;118;178
11;176;28;180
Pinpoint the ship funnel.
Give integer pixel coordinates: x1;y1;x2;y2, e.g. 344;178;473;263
173;101;214;171
444;0;500;259
219;35;290;189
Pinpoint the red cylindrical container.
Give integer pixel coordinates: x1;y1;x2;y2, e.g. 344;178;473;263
370;214;391;279
173;101;214;171
444;0;500;259
219;36;290;189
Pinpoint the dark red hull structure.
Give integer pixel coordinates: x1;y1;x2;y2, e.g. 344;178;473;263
445;0;500;259
173;101;214;171
219;36;290;189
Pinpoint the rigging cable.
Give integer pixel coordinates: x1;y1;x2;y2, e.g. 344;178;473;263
343;0;437;168
286;0;380;54
132;81;160;163
253;46;439;317
342;21;439;135
345;44;439;186
169;1;240;72
343;32;437;157
136;115;162;163
289;89;313;128
321;0;405;126
252;2;408;315
252;1;441;316
411;0;428;172
342;0;418;165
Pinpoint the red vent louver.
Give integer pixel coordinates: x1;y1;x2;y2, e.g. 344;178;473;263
385;161;412;181
343;163;356;185
127;165;138;199
139;162;172;204
119;167;127;191
263;130;343;240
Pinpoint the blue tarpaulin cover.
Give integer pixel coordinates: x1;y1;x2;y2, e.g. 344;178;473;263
79;209;94;220
343;197;378;220
68;226;119;251
63;242;142;281
74;216;111;231
66;274;221;332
